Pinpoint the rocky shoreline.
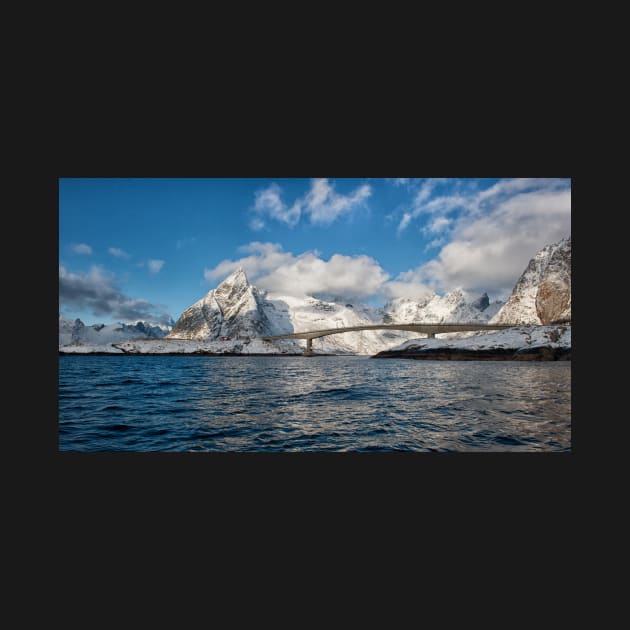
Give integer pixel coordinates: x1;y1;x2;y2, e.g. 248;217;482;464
59;348;570;360
371;325;571;361
372;346;570;360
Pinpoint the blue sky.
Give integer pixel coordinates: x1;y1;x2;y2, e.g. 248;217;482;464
59;177;571;325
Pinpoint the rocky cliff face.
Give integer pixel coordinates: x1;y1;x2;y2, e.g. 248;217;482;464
168;268;275;340
492;237;571;325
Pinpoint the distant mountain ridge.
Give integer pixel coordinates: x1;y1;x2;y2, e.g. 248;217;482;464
59;316;171;346
383;290;503;325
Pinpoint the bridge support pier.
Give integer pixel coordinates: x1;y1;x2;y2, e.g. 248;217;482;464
427;332;435;338
304;337;314;356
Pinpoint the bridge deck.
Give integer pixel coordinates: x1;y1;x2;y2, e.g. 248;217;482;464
261;322;513;341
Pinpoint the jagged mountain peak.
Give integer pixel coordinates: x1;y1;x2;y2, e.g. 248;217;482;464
492;236;571;325
219;267;249;287
168;266;271;341
212;268;253;309
441;287;467;302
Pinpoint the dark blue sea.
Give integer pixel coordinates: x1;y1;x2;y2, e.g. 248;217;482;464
58;356;571;452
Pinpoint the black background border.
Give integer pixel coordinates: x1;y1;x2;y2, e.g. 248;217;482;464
30;119;579;539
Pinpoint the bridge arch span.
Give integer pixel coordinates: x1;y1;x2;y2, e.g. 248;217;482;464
261;323;514;355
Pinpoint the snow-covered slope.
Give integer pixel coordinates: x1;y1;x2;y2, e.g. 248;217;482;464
261;294;410;355
59;315;171;348
384;290;503;325
385;325;571;354
162;268;504;355
492;236;571;325
112;337;301;355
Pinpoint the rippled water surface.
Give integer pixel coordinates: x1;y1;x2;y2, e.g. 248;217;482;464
58;356;571;452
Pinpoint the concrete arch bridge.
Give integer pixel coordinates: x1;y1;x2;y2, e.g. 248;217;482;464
261;323;513;356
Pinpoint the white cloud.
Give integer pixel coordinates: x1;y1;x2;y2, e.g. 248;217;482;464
148;259;165;274
72;243;92;255
108;247;130;259
424;237;446;251
394;179;453;235
388;178;433;190
397;177;568;234
250;178;372;229
427;216;451;233
397;213;413;235
415;178;449;205
405;185;571;295
253;183;301;228
303;179;371;225
205;242;399;300
381;281;434;301
206;242;292;282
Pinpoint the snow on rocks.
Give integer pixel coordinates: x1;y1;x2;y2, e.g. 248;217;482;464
492;237;571;325
374;325;571;359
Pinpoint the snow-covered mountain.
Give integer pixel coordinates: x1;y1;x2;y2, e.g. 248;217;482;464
60;237;571;355
384;290;504;325
165;268;503;355
168;268;277;341
167;268;395;354
59;315;171;347
491;236;571;325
